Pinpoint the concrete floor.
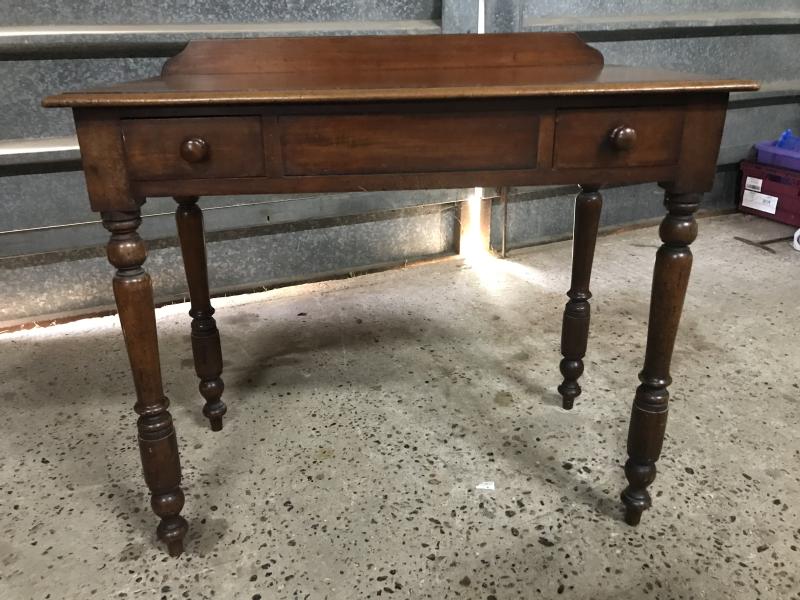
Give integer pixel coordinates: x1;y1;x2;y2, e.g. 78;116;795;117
1;213;798;599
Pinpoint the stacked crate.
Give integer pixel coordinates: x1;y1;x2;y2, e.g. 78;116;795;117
740;133;800;227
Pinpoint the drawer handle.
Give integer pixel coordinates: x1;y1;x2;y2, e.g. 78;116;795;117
609;126;637;151
180;137;210;163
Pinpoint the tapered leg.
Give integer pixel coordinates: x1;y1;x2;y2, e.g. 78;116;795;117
174;196;226;432
558;185;603;409
621;191;700;525
103;210;188;557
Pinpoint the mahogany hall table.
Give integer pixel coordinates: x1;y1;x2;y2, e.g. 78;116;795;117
43;33;757;556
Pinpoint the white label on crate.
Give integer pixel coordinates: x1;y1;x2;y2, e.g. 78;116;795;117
742;190;779;215
745;176;763;192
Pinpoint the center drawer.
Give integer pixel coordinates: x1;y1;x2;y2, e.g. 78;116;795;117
122;116;265;180
279;111;540;176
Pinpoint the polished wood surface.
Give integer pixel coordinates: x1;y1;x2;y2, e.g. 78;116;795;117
174;196;226;432
160;32;605;74
43;33;756;108
102;210;188;557
621;191;701;525
72;94;734;207
123;116;265;180
554;106;685;168
43;32;758;557
558;186;602;410
280;111;540;175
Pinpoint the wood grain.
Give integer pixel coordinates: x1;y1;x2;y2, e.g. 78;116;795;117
129;165;682;198
558;186;603;410
74;109;139;212
670;94;730;193
41;33;757;108
122;116;265;180
280;112;540;176
174;196;226;432
161;33;604;75
102;210;188;557
41;33;760;554
554;106;685;169
622;191;701;526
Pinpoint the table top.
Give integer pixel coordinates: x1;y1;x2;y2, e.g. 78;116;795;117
43;33;758;108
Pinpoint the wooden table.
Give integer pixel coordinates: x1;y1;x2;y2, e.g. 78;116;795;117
43;33;757;557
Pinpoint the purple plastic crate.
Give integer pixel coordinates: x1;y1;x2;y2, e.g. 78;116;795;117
755;140;800;172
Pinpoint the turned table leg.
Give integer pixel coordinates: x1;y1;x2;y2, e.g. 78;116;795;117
174;196;226;432
558;185;603;409
621;191;700;525
103;210;188;556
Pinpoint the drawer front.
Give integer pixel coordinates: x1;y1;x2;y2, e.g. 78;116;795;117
280;112;540;176
123;116;265;180
554;107;685;169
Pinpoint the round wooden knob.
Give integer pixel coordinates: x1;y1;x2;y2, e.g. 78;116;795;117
180;137;209;163
610;126;637;151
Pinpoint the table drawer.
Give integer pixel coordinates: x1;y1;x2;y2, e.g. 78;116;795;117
122;116;265;180
554;107;685;169
280;112;540;176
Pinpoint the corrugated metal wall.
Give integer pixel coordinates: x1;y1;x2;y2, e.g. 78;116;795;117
2;1;796;324
0;1;464;325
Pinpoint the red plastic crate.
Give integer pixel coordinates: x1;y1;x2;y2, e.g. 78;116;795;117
739;161;800;227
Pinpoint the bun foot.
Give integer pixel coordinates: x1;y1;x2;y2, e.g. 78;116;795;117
624;507;642;526
203;396;226;431
157;513;189;557
621;485;651;526
558;375;581;410
167;539;185;557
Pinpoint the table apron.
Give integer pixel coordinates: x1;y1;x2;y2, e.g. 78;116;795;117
129;166;680;198
73;92;728;211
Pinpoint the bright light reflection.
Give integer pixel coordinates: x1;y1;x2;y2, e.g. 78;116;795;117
1;283;331;342
5;185;561;340
459;187;555;295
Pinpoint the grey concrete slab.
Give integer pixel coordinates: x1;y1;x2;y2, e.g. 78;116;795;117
0;214;797;598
